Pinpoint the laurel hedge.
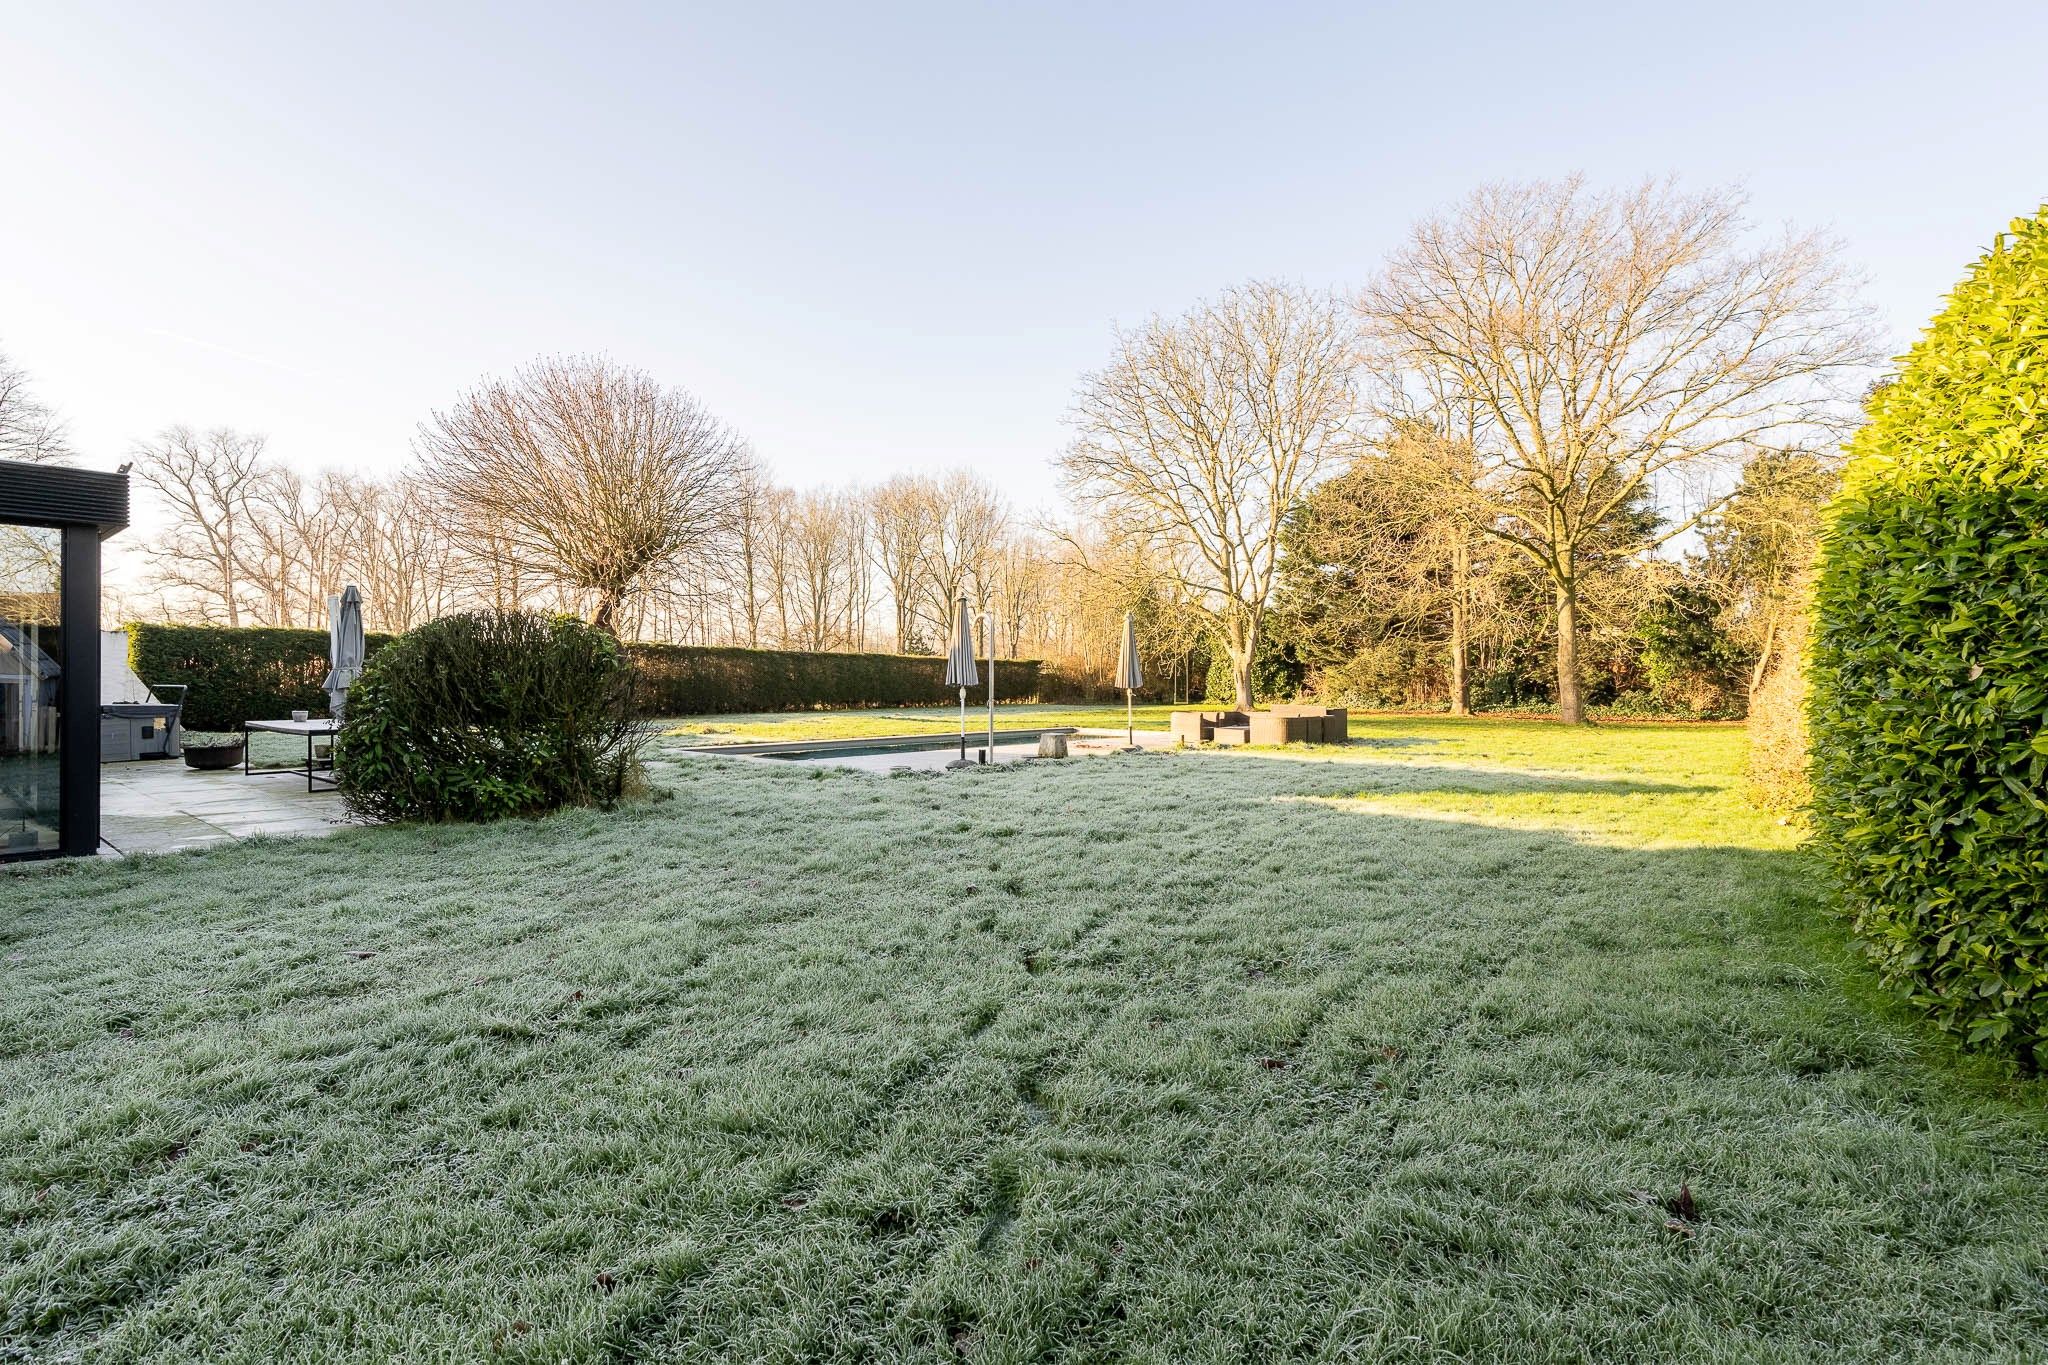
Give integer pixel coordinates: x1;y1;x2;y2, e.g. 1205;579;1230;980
1809;207;2048;1066
128;623;1045;725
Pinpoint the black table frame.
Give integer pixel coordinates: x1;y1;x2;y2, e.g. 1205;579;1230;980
242;720;340;793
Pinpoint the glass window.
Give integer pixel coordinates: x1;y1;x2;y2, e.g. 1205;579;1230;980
0;523;62;855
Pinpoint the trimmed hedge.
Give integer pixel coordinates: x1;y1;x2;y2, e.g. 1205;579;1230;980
630;643;1042;715
128;623;394;731
128;623;1044;724
1809;208;2048;1066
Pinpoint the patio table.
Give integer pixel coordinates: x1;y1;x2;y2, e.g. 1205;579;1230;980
243;718;341;792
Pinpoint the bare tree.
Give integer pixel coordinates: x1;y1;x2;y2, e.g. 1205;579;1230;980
993;534;1055;658
786;489;858;650
242;465;330;627
0;348;71;464
838;492;873;650
758;484;798;646
869;475;938;650
415;356;749;634
134;426;272;626
721;455;777;647
906;472;1007;645
1357;179;1877;721
1062;281;1358;708
330;474;456;631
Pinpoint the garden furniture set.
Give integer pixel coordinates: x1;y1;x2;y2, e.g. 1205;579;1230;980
1169;705;1348;746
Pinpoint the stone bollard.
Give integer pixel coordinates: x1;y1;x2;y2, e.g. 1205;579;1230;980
1036;733;1070;759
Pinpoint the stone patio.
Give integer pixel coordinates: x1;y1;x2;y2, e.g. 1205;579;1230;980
99;759;360;856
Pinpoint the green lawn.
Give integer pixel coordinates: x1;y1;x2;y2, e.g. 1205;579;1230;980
5;720;2046;1360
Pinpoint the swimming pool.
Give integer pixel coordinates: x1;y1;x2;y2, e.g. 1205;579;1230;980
670;728;1080;772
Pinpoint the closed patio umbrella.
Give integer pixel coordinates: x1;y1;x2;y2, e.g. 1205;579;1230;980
323;585;365;723
943;595;979;767
1113;611;1144;750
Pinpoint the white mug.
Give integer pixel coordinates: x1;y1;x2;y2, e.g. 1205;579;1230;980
291;709;309;722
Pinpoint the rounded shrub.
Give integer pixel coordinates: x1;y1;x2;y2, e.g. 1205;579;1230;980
333;610;640;823
1809;208;2048;1064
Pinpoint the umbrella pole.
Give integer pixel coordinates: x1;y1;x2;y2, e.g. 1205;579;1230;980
1127;689;1135;748
958;686;967;765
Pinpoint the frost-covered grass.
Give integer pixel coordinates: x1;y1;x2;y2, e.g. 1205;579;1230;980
4;724;2047;1361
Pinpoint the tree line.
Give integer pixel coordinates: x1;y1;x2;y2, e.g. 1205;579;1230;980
1064;179;1875;720
4;177;1878;721
88;370;1201;697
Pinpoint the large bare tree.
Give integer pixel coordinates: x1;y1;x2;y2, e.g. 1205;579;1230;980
415;356;749;634
1062;281;1358;708
134;426;272;626
1357;179;1876;721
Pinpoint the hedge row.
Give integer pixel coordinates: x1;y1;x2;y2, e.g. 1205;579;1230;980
128;623;395;731
1809;207;2048;1067
127;623;1045;727
629;642;1042;715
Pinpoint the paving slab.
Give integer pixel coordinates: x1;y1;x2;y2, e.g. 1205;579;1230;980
99;760;363;856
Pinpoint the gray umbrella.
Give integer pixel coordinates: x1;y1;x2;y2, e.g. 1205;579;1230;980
1113;612;1143;749
322;585;365;722
944;596;979;766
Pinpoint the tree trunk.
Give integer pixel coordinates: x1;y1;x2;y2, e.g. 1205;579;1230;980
1448;538;1471;715
1748;611;1779;705
1229;620;1256;710
1554;581;1583;724
590;590;621;637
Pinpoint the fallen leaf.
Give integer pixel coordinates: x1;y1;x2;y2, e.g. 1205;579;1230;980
1666;1179;1699;1223
1258;1056;1288;1070
344;950;377;960
593;1271;616;1294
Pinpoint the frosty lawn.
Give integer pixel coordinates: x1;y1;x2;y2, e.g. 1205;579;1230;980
4;721;2046;1361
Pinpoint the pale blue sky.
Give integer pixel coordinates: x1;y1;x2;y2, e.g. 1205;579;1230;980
3;1;2042;522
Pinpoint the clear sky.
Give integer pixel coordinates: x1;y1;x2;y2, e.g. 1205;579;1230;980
3;1;2043;523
